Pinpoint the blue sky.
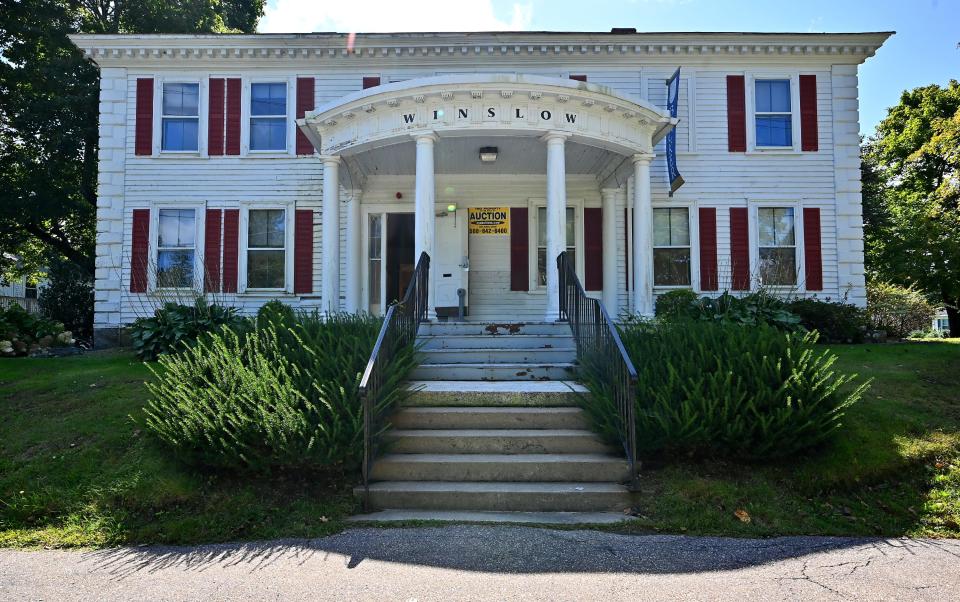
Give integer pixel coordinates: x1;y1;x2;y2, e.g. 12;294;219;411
259;0;959;135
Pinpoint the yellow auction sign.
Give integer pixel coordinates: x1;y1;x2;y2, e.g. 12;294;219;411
468;207;510;235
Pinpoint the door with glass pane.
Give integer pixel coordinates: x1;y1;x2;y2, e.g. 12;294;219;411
367;212;415;314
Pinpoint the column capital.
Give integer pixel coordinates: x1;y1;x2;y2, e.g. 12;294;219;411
318;154;341;165
541;130;572;145
413;131;439;144
632;151;655;165
600;187;622;200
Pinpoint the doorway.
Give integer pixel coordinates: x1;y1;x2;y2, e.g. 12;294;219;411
386;213;415;305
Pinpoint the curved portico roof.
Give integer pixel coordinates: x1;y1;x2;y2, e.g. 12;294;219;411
297;74;677;157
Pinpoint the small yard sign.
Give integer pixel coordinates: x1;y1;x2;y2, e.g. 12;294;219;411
468;207;510;235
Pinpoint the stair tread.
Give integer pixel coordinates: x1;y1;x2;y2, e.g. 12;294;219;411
364;481;629;493
418;334;573;339
417;362;577;368
406;380;588;393
421;347;577;353
395;406;584;414
347;510;631;524
375;453;627;463
386;428;602;437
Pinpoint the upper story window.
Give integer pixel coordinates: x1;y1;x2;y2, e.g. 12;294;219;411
157;208;196;288
754;80;792;147
161;83;199;152
757;207;796;285
652;207;691;286
247;209;286;289
536;207;575;287
250;83;287;151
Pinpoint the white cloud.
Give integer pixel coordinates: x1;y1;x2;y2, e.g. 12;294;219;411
258;0;534;33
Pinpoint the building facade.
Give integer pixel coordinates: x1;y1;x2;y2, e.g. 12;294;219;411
70;31;890;345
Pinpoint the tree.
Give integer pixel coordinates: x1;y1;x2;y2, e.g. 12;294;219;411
0;0;265;280
863;81;960;336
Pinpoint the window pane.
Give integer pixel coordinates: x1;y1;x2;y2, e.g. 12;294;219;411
247;249;285;288
158;209;195;247
249;209;285;248
368;215;382;259
250;117;287;150
653;209;671;246
759;247;796;285
654;248;691;286
774;207;795;245
251;83;287;115
758;208;776;246
756;115;792;147
537;247;546;286
162;118;199;151
565;207;575;244
758;207;795;246
163;83;199;116
653;208;689;246
157;249;194;288
537;207;546;246
755;80;790;113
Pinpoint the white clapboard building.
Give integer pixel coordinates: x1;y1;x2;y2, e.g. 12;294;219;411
71;30;890;346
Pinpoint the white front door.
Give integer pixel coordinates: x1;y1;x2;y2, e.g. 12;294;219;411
433;209;469;316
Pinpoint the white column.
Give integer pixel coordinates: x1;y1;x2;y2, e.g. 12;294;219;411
601;188;619;315
414;133;438;318
344;189;362;313
632;153;655;316
543;131;569;322
321;155;341;314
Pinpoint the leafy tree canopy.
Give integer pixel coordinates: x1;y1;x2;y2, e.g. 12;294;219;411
0;0;265;281
863;80;960;335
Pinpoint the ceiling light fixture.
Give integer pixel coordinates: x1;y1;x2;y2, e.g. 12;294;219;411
479;146;498;162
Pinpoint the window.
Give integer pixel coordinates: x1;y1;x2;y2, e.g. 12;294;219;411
754;79;792;147
250;83;287;151
247;209;286;289
156;209;196;288
936;318;950;332
652;208;691;286
161;83;199;151
24;283;37;299
537;207;575;286
757;207;796;285
368;214;382;314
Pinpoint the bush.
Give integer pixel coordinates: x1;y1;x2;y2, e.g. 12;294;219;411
786;298;867;343
581;320;867;459
867;282;935;339
37;258;93;342
130;298;245;361
0;304;74;357
256;299;296;330
655;290;802;332
144;312;415;472
908;328;947;340
654;289;700;319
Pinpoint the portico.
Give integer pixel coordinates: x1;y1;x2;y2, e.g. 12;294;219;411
298;74;676;320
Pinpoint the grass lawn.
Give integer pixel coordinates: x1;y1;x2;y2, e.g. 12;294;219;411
0;351;356;549
1;341;959;548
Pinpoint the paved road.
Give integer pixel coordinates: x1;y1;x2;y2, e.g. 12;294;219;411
2;526;958;601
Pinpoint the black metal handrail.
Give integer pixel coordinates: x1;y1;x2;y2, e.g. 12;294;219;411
557;251;639;483
358;251;430;505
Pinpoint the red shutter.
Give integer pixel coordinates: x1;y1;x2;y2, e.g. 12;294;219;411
800;74;819;152
295;77;315;155
294;209;314;294
134;78;153;156
698;208;718;291
726;75;746;152
130;209;150;293
584;208;602;291
730;207;750;290
803;207;823;291
510;208;529;291
624;207;631;291
362;76;381;89
204;209;222;292
222;209;239;293
208;78;225;156
225;78;241;156
569;74;587;82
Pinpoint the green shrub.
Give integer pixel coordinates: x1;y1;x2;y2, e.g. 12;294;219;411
0;304;74;357
130;298;245;361
143;312;415;472
256;299;296;330
654;290;801;331
37;257;93;341
581;320;867;460
654;289;700;319
786;298;867;343
867;282;935;339
907;327;947;340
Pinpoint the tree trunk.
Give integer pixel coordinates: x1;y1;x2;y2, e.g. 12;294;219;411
946;304;960;338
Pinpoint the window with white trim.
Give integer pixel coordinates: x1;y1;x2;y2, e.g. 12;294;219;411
246;208;286;289
652;207;691;286
156;208;196;288
536;207;575;287
249;82;287;151
757;207;797;285
754;79;792;147
161;83;199;151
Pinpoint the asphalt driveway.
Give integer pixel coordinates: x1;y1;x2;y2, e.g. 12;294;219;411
2;525;958;601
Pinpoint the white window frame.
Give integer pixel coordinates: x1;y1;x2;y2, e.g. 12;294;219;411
245;78;293;155
147;201;205;293
154;78;206;155
651;204;697;291
528;199;585;292
745;71;802;153
749;200;805;290
238;202;295;294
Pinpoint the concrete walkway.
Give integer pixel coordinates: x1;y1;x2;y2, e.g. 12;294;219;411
2;526;958;601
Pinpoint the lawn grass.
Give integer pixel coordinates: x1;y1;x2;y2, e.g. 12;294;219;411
0;351;356;549
620;339;960;538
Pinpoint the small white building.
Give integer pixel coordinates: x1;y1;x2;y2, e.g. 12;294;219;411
69;30;890;346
